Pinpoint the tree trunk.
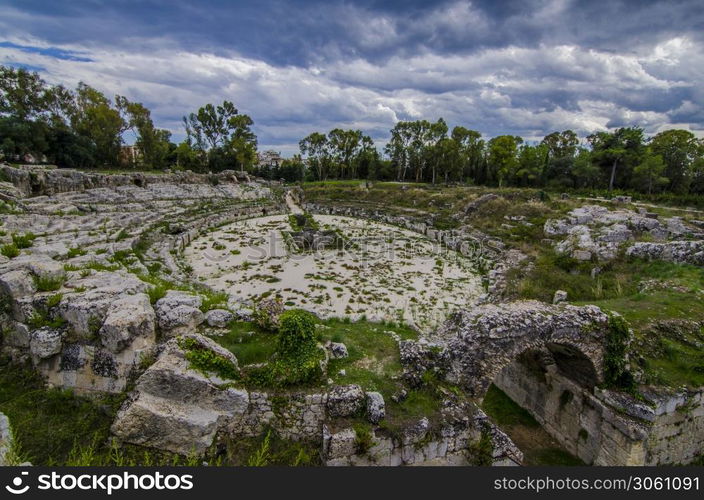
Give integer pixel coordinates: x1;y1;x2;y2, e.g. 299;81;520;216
609;159;618;191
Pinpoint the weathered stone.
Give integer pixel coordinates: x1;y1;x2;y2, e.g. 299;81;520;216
99;293;155;353
553;290;568;304
434;301;610;398
626;241;704;266
29;327;63;359
329;342;348;359
366;391;386;424
0;412;13;465
155;291;204;334
205;309;234;328
111;335;245;455
0;269;35;299
327;384;365;418
326;427;357;460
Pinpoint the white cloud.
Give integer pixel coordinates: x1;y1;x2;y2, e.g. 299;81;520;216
0;24;702;155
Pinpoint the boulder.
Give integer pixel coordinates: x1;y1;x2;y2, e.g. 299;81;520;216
552;290;568;304
155;291;204;334
0;269;36;300
325;427;358;460
111;335;246;456
29;327;63;359
99;293;155;353
464;194;498;215
329;342;349;359
205;309;234;328
0;412;13;465
366;391;386;424
327;385;365;418
27;258;66;282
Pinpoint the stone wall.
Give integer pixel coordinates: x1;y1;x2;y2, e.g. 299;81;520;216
0;164;254;198
494;356;704;465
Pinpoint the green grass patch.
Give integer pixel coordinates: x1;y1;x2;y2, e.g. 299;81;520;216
482;384;540;428
33;274;66;292
11;232;36;249
0;359;122;465
1;243;20;258
213;322;278;365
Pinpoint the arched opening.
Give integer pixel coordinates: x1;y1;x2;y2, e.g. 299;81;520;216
133;177;144;187
482;343;598;465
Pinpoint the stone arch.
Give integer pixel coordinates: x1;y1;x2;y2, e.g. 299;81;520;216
439;301;608;401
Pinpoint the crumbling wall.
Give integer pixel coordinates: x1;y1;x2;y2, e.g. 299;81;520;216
494;357;704;465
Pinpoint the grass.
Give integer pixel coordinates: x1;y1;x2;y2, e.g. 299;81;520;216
213;322;278;365
1;243;20;258
33;274;66;292
321;318;417;397
482;384;585;466
199;290;229;313
482;384;540;428
0;358;121;465
11;232;36;249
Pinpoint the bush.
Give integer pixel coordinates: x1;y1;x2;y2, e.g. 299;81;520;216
33;275;66;292
11;232;36;249
277;309;317;356
146;284;167;305
1;243;19;258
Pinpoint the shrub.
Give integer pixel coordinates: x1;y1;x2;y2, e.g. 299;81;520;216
353;423;374;454
277;309;317;356
146;284;168;305
67;247;86;258
45;293;63;308
1;243;19;258
33;275;66;292
466;426;494;466
115;229;130;241
11;232;36;249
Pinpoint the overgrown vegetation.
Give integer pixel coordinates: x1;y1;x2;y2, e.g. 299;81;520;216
603;314;635;389
177;337;240;381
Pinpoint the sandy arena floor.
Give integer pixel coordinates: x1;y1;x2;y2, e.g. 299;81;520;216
184;214;483;330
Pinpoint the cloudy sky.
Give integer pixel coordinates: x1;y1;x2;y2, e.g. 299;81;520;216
0;0;702;154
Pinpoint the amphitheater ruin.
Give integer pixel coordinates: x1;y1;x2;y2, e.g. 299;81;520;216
0;164;702;466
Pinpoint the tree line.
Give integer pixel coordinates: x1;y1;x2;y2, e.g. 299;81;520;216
3;64;703;195
294;121;704;195
0;65;257;172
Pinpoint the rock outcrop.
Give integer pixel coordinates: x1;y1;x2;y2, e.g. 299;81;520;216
626;240;704;266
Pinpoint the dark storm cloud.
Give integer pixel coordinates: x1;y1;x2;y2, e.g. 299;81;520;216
0;0;702;152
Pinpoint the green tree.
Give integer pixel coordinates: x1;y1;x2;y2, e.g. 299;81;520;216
451;126;484;182
515;143;547;187
570;148;601;188
649;129;703;193
183;101;257;172
587;127;645;191
487;135;522;186
632;154;668;194
116;96;172;169
70;83;125;166
299;132;330;180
